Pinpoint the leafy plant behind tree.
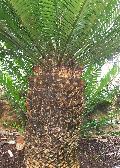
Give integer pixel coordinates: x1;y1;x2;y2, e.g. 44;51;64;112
83;62;120;115
0;55;33;123
81;60;120;137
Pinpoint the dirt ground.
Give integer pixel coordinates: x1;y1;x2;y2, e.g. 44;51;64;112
0;100;25;168
77;137;120;168
0;99;24;133
0;131;25;168
0;132;120;168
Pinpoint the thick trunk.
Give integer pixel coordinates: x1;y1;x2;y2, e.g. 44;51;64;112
25;63;84;168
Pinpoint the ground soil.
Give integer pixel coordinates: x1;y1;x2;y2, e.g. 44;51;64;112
0;131;25;168
0;132;120;168
0;99;24;132
0;99;25;168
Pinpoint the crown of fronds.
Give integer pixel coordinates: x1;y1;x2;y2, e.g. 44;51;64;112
0;0;120;67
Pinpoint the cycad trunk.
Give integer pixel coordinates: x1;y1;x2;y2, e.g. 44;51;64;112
25;61;84;168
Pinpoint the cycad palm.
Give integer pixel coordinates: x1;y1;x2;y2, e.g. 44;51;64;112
0;0;120;167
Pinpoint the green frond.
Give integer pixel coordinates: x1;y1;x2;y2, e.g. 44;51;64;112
71;0;120;63
0;0;43;63
9;0;59;57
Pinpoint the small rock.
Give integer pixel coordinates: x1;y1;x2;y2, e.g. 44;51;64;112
8;149;14;157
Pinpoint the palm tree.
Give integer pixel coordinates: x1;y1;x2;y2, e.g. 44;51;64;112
0;0;120;167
